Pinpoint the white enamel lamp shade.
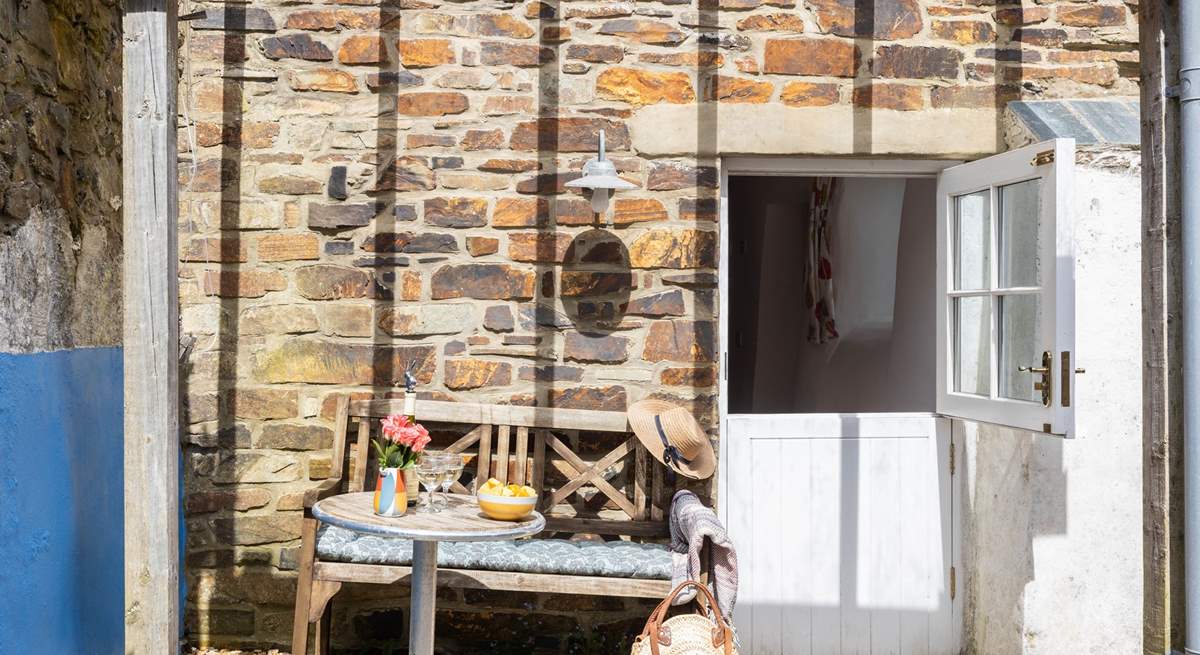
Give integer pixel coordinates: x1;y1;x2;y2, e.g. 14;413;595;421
564;130;636;212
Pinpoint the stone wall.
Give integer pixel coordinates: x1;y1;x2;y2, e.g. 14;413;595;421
177;0;1139;649
0;0;123;352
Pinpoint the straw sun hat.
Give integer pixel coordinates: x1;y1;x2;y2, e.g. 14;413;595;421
627;399;715;480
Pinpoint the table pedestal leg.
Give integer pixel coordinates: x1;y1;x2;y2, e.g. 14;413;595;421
409;540;438;655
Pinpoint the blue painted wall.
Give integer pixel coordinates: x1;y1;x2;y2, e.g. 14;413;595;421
0;347;124;654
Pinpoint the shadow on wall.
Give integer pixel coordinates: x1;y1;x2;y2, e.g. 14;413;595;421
849;0;1019;155
181;1;252;643
955;4;1062;646
961;424;1067;655
837;0;1043;649
322;0;661;650
562;229;632;331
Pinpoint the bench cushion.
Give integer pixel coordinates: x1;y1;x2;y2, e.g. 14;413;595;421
316;525;671;580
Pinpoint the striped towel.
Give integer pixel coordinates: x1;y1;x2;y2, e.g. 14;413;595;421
669;489;739;620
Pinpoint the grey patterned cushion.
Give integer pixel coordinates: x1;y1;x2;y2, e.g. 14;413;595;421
316;525;671;580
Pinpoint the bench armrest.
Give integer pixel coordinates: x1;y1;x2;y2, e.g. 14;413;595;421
304;479;343;509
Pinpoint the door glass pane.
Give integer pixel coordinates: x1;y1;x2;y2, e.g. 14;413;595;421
954;296;990;396
998;179;1042;288
954;191;990;291
998;293;1043;402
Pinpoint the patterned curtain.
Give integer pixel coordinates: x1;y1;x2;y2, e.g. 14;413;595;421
805;177;838;344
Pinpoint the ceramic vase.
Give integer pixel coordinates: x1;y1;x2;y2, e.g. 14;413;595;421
373;467;410;517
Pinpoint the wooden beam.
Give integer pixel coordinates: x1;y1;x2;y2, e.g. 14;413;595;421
122;1;180;652
350;419;370;492
495;425;511;486
1140;0;1184;652
352;398;631;432
542;516;670;537
513;426;530;486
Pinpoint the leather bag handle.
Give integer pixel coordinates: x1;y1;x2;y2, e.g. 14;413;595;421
639;581;734;655
654;581;731;631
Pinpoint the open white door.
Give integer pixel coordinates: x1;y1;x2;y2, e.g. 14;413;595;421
935;139;1076;436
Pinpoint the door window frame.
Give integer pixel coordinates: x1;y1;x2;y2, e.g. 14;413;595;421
934;139;1075;437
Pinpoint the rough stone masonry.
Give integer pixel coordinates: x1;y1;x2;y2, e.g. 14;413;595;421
0;0;122;353
177;0;1139;649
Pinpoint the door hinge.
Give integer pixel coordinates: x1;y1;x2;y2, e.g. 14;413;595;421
1031;150;1055;166
950;566;957;600
949;439;955;476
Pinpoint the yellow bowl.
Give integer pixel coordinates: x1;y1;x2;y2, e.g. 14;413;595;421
477;492;537;521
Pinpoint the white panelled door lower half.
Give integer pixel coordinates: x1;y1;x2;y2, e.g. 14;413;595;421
721;413;961;655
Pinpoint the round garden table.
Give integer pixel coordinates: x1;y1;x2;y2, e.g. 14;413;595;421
310;492;545;655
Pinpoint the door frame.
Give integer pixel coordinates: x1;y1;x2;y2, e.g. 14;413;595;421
716;156;961;520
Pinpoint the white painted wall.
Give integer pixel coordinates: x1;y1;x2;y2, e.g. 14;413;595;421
960;161;1143;654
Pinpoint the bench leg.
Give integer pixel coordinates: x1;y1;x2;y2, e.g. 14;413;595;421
314;599;332;655
308;580;341;655
291;516;319;655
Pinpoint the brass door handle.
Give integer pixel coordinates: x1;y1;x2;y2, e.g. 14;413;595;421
1020;351;1053;407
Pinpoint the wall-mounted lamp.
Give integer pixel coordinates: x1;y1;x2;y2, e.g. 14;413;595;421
565;130;637;214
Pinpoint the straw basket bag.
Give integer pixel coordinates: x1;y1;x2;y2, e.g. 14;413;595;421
632;581;738;655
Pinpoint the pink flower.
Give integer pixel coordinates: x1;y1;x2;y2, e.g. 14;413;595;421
381;414;431;453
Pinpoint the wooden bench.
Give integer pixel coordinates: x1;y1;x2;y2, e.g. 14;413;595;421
291;395;682;654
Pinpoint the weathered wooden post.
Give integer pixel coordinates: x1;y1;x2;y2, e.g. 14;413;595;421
1140;1;1184;652
122;1;180;652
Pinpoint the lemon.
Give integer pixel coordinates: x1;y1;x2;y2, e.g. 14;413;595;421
478;479;536;497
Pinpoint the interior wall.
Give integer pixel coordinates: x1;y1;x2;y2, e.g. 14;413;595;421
889;178;939;410
727;176;811;413
728;176;936;414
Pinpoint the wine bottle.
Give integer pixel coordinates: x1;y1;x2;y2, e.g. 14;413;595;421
403;362;417;421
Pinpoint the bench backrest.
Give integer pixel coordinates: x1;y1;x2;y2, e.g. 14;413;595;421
329;395;676;539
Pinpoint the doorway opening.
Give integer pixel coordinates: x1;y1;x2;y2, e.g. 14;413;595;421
726;174;938;414
719;165;961;655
